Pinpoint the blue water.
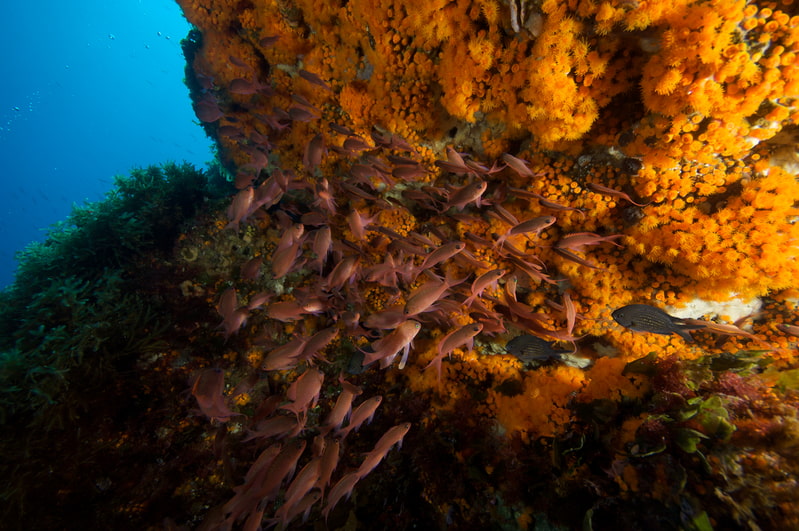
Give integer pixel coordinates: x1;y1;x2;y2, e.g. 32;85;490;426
0;0;213;289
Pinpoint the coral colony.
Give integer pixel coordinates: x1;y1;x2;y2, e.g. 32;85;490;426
3;1;799;530
171;0;799;527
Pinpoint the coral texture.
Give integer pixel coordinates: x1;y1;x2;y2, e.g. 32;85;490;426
166;0;799;528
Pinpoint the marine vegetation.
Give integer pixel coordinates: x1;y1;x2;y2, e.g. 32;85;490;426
2;1;799;530
0;162;223;527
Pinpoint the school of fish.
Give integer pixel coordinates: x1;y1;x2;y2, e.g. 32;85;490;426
184;32;741;531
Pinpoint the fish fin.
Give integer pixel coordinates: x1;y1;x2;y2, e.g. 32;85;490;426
674;328;695;342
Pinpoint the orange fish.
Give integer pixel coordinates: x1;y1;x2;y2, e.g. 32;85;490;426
362;321;422;369
281;368;325;417
322;472;360;520
261;336;308;371
324;255;360;291
314;437;341;496
191;368;240;423
336;395;383;439
303;133;326;172
347;208;376;241
556;232;624;253
248;438;307;504
356;422;412;479
298;68;333;92
442;179;488;211
223;439;306;523
587;182;649;207
242;414;302;442
414;241;465;275
464;269;506;307
277;457;321;524
404;275;463;316
299;326;339;363
225;186;255;231
309;226;332;273
500;152;538;179
425;323;483;381
320;380;362;435
495;215;557;249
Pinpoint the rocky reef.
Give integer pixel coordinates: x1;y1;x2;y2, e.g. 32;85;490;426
2;1;799;530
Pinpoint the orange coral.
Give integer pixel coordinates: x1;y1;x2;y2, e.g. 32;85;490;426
174;0;799;526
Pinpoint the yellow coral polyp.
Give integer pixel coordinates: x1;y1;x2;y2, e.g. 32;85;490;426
467;36;496;71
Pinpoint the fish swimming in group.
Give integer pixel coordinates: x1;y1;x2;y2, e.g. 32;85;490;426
611;304;706;342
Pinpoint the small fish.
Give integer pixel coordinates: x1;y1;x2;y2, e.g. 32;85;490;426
435;147;474;176
299;326;339;363
464;268;506;307
314;438;341;496
362;320;422;369
298;69;333;92
612;304;705;342
195;99;225;122
257;337;306;370
425;323;483;381
356;422;412;479
586;182;649;207
415;241;465;274
500;152;537;179
225;186;255;231
278;458;321;523
329;122;355;135
495;215;556;249
322;472;360;520
320;380;362;435
336;395;383;439
311;226;332;273
404;275;463;316
392;163;429;181
778;323;799;337
442;179;488;211
191;368;240;422
556;232;624;253
243;415;302;442
229;78;265;95
289;106;320;122
259;35;279;47
347;208;376;241
342;135;372;153
250;438;307;503
505;335;571;364
240;256;263;281
324;255;360;291
242;443;282;486
303;133;326;172
281;368;325;416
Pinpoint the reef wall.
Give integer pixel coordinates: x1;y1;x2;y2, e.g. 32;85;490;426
166;0;799;529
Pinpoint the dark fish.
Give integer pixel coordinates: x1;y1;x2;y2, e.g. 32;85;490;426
195;100;224;122
611;304;705;342
505;335;570;364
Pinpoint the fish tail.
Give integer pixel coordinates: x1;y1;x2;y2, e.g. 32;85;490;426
674;328;695;342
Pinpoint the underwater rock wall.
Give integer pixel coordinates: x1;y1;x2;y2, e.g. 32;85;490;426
168;0;799;529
